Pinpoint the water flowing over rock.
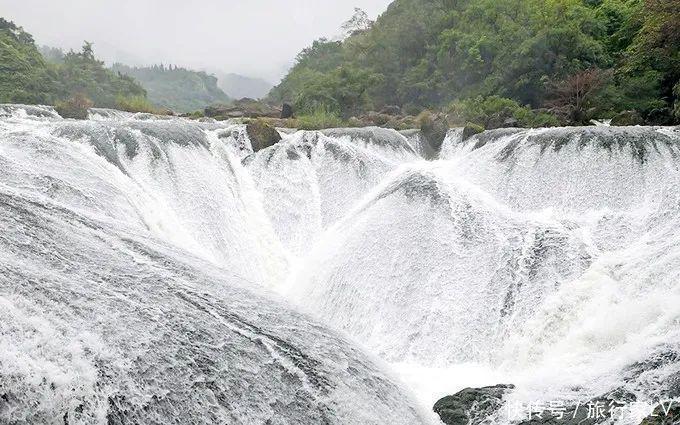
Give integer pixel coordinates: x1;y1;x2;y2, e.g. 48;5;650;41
0;105;433;425
3;105;680;425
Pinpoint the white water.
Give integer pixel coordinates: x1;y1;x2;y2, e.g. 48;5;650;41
2;104;680;424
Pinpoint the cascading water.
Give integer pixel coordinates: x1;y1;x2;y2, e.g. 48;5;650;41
0;106;435;425
2;103;680;424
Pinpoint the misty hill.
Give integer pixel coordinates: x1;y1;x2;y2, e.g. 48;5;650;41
112;64;231;113
217;73;272;100
270;0;680;126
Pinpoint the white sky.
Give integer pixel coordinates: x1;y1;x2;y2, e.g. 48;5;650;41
0;0;392;83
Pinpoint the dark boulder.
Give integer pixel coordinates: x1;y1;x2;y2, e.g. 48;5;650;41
433;384;514;425
246;119;282;152
611;110;644;126
281;103;294;119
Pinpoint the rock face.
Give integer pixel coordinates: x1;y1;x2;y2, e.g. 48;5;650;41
246;119;282;152
611;110;644;126
281;103;294;119
433;385;514;425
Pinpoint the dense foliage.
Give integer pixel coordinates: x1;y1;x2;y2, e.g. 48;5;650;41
0;18;57;104
112;64;231;113
1;18;147;111
270;0;680;125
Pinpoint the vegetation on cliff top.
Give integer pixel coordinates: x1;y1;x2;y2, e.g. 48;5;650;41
269;0;680;127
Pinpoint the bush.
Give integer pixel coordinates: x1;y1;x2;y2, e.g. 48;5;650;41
55;93;93;119
449;96;560;128
297;108;344;130
116;95;157;114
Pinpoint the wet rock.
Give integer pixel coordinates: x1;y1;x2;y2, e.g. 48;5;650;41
611;110;644;126
639;402;680;425
433;384;514;425
246;119;282;152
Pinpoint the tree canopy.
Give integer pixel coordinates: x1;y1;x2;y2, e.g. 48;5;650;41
269;0;680;124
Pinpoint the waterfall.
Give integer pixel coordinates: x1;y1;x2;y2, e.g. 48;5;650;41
2;104;680;423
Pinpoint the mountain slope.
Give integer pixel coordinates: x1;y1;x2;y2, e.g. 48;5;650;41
112;64;231;112
217;73;273;100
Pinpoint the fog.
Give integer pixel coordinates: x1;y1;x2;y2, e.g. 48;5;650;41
0;0;392;83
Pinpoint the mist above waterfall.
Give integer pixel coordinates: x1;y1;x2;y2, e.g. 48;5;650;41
1;104;680;424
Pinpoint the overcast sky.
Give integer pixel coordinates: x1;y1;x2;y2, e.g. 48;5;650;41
0;0;392;83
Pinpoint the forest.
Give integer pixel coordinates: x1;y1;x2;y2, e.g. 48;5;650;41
0;18;230;116
269;0;680;127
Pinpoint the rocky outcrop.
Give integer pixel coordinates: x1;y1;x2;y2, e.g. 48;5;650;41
433;384;514;425
246;119;282;152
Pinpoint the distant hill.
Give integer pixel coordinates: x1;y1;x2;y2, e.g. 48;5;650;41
217;73;272;100
112;64;231;113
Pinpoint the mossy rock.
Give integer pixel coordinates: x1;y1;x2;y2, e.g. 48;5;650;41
246;119;282;152
55;94;93;120
462;122;485;141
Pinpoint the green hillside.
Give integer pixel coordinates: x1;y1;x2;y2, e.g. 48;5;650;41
112;64;231;113
269;0;679;125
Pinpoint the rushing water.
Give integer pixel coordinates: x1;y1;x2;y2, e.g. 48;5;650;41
1;104;680;424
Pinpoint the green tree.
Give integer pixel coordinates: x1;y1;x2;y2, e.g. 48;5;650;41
0;18;57;104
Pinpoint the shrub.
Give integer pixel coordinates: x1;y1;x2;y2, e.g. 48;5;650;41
449;96;560;128
55;93;93;119
297;108;344;130
116;95;157;114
